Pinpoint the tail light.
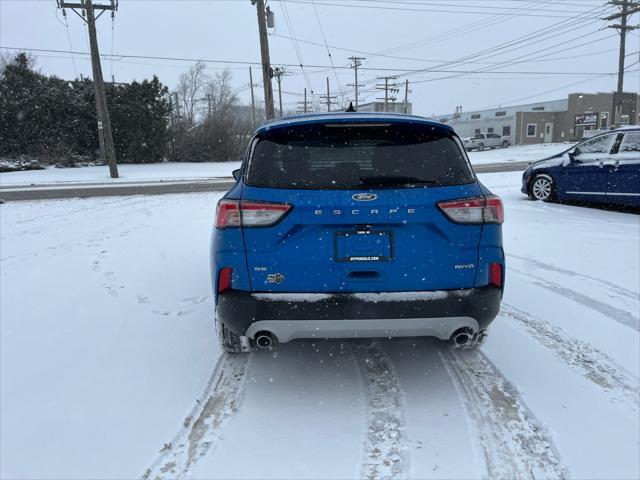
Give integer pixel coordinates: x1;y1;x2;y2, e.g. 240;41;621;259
437;195;504;224
216;199;291;229
218;267;233;293
216;200;241;228
490;263;503;288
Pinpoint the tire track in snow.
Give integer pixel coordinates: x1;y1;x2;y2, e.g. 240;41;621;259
509;267;639;332
143;354;250;480
353;342;407;480
441;348;568;479
508;254;637;302
502;303;639;417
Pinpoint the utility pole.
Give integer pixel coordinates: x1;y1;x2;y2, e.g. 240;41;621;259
348;56;365;110
273;67;285;118
297;88;312;114
57;0;119;178
605;0;640;125
252;0;275;120
320;77;338;112
376;75;399;112
249;66;257;128
403;79;410;114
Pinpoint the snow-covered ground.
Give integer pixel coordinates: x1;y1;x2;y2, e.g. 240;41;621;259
0;143;574;187
0;162;242;187
467;142;573;165
1;172;638;479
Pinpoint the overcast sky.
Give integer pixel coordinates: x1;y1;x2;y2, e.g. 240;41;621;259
1;0;638;116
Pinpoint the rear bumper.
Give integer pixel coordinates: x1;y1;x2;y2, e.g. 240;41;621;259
216;286;502;342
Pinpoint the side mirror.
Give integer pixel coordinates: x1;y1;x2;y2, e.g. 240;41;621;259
569;148;581;163
232;168;241;180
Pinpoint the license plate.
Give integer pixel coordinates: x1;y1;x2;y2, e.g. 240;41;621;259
334;230;393;262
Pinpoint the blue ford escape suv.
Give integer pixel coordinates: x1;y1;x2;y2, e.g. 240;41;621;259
211;113;504;353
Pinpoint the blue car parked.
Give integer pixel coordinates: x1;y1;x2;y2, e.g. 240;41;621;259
212;113;504;353
522;126;640;206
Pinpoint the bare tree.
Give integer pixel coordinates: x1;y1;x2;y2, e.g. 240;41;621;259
169;66;252;162
175;61;210;126
206;68;239;121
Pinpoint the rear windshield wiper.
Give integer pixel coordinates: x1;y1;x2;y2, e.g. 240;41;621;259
359;176;438;186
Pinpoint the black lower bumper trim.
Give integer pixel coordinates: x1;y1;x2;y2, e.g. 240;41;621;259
217;287;501;336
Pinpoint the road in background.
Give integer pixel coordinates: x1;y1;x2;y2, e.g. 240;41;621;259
0;161;530;202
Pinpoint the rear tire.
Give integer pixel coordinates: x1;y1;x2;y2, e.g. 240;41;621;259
529;174;556;202
216;318;249;354
501;140;509;148
478;143;485;151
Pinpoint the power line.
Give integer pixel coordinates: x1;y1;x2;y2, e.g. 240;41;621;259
338;2;606;99
328;0;592;15
310;0;343;100
473;60;640;111
378;0;548;55
270;32;619;68
280;0;593;18
57;8;79;78
392;6;606;80
3;46;618;76
278;0;316;103
408;30;618;85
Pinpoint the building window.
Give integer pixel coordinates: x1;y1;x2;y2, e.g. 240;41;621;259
526;124;537;137
471;114;481;119
475;128;481;134
495;111;506;117
487;127;494;133
532;106;545;111
600;112;608;129
503;126;511;137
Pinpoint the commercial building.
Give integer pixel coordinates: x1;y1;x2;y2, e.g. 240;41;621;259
358;101;413;114
437;91;639;145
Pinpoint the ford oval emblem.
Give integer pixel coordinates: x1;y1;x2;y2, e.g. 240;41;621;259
352;193;377;201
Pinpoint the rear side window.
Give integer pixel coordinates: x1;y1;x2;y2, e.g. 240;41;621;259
618;131;640;153
245;123;474;189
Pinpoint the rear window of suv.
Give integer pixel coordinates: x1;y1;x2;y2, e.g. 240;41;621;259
245;122;474;189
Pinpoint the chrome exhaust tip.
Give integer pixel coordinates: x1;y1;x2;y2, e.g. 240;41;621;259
255;332;274;349
451;328;475;348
